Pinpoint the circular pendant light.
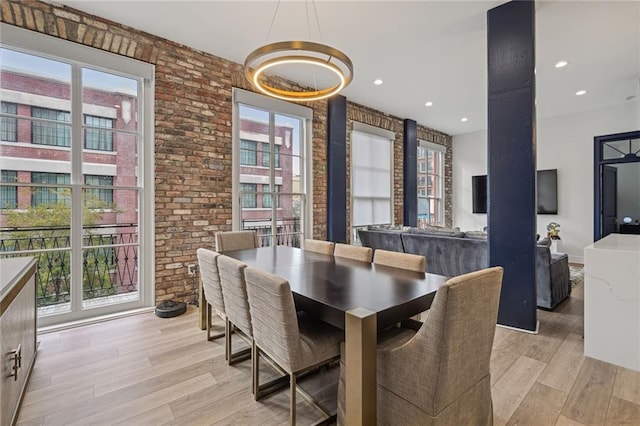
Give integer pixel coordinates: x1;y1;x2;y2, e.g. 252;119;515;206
244;40;354;102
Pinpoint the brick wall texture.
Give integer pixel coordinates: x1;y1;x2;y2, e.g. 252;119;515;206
2;0;453;303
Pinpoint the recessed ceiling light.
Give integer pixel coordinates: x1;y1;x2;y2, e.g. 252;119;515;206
460;117;468;122
576;90;587;96
425;101;433;107
555;61;568;68
374;79;383;85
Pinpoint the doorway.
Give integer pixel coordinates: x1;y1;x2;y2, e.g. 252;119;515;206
594;131;640;241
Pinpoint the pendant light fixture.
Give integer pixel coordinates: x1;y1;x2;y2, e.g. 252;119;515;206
244;0;353;102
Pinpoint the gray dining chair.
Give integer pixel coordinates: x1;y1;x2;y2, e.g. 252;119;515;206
217;255;253;365
196;248;226;343
304;239;335;255
373;249;426;273
337;266;504;425
333;243;373;263
244;266;343;425
215;230;259;252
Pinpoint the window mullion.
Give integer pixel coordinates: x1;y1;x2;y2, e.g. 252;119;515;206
269;112;276;242
70;64;84;312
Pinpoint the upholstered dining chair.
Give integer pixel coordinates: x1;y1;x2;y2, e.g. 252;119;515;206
244;267;343;426
333;243;373;263
337;266;504;425
373;249;426;273
196;248;226;343
215;230;259;252
217;255;253;365
303;239;335;255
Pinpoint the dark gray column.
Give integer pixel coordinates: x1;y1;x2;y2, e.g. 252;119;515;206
403;119;417;227
327;95;347;243
487;0;537;332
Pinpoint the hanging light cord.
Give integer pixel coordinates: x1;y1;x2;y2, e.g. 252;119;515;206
265;0;281;43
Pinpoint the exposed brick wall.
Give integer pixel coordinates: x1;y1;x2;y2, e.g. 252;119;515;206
2;0;452;302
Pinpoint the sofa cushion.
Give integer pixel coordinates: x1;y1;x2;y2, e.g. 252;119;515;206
464;231;487;240
409;227;465;238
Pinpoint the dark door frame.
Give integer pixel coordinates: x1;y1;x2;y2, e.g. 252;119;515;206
594;130;640;241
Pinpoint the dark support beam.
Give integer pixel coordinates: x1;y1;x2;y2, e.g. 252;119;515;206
403;119;417;227
487;0;537;332
327;95;348;243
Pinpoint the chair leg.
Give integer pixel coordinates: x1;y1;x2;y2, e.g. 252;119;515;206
225;317;232;363
253;341;260;401
206;304;225;341
290;373;296;426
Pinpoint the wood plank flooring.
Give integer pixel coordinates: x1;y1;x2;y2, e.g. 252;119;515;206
17;276;640;425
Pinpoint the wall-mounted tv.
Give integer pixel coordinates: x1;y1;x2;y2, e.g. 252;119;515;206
472;169;558;215
472;175;488;213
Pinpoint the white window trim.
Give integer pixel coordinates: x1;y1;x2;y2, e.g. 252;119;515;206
232;88;313;240
417;139;445;226
1;24;155;326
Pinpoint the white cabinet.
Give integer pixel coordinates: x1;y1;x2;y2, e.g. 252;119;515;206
0;258;37;426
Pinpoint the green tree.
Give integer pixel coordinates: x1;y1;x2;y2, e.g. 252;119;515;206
3;190;118;305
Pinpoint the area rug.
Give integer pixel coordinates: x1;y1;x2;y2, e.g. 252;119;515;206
569;265;584;287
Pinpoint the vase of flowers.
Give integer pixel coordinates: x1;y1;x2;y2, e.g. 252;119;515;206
547;222;561;240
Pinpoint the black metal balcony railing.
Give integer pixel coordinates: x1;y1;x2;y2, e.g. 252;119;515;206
242;217;301;248
0;224;138;307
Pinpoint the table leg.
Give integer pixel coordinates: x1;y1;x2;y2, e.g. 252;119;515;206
198;277;206;330
345;308;377;426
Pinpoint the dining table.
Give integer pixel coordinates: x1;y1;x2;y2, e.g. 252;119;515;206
222;245;448;425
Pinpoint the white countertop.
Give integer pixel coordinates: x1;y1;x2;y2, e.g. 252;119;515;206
585;233;640;253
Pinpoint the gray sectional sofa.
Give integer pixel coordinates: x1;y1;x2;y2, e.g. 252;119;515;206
358;227;571;310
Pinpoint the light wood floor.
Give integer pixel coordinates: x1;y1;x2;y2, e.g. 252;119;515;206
17;277;640;425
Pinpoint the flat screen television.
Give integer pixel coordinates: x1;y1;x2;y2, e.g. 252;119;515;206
472;169;558;214
472;175;488;213
537;169;558;214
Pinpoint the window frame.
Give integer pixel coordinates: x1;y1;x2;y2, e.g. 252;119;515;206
240;139;258;166
31;106;72;147
417;140;446;227
84;174;114;204
31;171;71;206
1;23;156;326
351;123;395;230
240;183;257;208
0;101;17;142
232;88;313;244
0;170;18;209
84;114;114;151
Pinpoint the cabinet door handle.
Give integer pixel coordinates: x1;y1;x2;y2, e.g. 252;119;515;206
8;344;22;381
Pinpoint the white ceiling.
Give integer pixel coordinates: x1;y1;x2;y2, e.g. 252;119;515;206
56;0;640;136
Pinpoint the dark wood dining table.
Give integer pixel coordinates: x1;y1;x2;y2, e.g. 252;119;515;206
223;245;448;425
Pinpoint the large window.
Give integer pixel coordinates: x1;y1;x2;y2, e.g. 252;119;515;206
240;140;257;166
31;107;71;147
31;172;71;206
417;141;445;227
84;115;114;151
1;24;154;326
351;125;394;234
233;88;311;248
0;170;17;208
84;175;114;204
1;101;17;142
262;184;280;208
262;143;280;168
240;183;257;208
